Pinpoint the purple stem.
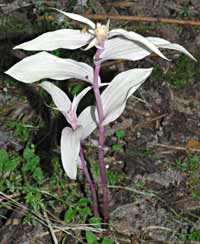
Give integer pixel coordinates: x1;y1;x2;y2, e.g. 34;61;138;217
93;41;109;220
79;145;99;216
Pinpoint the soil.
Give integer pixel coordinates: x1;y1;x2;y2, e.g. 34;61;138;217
0;0;200;243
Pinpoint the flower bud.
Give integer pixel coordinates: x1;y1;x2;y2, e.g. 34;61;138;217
95;23;109;41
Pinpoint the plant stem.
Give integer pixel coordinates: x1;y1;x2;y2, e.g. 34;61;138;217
98;124;109;220
79;145;99;216
93;41;109;220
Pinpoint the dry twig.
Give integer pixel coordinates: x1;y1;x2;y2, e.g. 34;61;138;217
39;13;200;27
151;143;200;153
84;14;200;27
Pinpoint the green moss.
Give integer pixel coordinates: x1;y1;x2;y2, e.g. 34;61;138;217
152;56;199;89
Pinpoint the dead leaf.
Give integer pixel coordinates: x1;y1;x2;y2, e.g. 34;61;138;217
186;138;200;150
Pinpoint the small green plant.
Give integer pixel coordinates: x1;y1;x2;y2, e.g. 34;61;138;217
179;228;200;241
176;154;199;173
153;56;199;89
86;230;97;244
191;191;200;200
176;154;200;201
93;161;125;186
112;129;125;152
134;179;145;189
188;229;200;241
176;159;187;172
107;170;124;186
115;129;125;139
64;197;91;223
0;146;45;212
0;149;21;192
179;5;191;18
22;145;44;183
0;149;18;172
85;230;113;244
7;120;33;141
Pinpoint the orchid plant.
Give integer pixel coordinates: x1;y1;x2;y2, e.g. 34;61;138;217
5;9;196;220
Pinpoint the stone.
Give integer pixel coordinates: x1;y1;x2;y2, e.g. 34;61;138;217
111;199;186;241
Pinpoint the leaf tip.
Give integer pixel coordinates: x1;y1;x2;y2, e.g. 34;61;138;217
4;70;9;75
193;56;198;62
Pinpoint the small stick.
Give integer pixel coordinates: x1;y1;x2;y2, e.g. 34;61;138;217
0;192;21;203
151;143;200;152
108;185;156;197
84;14;200;27
40;14;200;27
42;207;58;244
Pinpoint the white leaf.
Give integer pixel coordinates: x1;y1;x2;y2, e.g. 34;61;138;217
101;37;196;62
101;68;153;125
77;106;97;140
61;126;82;179
5;52;93;83
14;29;92;51
102;82;142;127
76;156;83;169
52;8;96;29
147;37;197;61
109;29;169;60
101;37;150;62
40;81;71;116
71;86;91;113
